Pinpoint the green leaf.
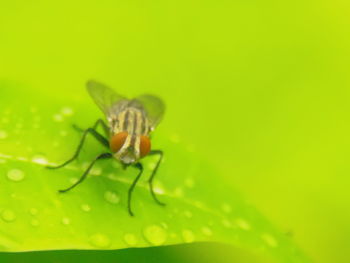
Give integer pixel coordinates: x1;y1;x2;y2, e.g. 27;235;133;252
0;83;309;263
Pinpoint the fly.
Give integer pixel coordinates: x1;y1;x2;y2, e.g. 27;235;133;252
47;80;166;216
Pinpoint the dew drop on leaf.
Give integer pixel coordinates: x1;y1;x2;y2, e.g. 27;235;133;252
53;114;63;122
201;226;213;236
91;167;102;176
183;210;193;218
69;177;79;184
184;177;194;188
0;130;8;139
182;229;195;243
81;204;91;212
123;233;138;246
236;218;251;230
1;209;16;222
221;203;232;213
32;155;48;165
30;219;39;227
29;208;38;216
89;233;111;248
143;225;167;246
61;217;71;225
104;191;120;205
222;218;232;228
61;107;74;116
261;233;278;247
7;169;25;182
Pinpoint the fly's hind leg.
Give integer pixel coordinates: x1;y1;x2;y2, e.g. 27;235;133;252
148;150;166;206
128;163;144;216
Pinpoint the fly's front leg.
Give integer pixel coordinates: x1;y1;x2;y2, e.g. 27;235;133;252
47;126;109;169
128;163;143;216
148;150;166;206
59;153;112;193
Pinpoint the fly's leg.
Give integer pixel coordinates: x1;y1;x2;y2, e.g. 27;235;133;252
46;126;109;169
73;119;109;137
148;150;166;206
59;153;112;193
128;163;143;216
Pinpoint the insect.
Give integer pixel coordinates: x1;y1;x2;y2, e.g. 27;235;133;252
47;80;166;216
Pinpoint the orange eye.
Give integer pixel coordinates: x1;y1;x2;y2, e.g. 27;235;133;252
110;132;128;153
140;135;151;158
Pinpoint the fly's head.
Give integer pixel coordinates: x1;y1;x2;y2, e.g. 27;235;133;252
110;132;151;164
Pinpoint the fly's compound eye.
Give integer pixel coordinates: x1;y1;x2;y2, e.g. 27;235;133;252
140;135;151;158
110;132;128;153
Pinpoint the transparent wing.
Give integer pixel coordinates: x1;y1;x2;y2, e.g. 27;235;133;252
86;80;129;116
132;94;165;129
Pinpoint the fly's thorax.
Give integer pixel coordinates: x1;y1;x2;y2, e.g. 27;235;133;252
108;107;151;164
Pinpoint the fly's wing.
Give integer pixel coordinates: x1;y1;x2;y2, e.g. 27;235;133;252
132;94;165;130
86;80;129;116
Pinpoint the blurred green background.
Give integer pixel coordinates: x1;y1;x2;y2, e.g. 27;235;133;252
0;0;349;262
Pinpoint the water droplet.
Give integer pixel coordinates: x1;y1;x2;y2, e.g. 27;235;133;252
183;210;193;218
104;191;120;204
62;217;71;225
184;178;194;188
107;173;118;181
61;107;74;116
69;177;79;184
31;219;39;227
34;116;41;122
221;203;232;213
148;162;157;170
123;233;138;246
201;226;213;236
236;218;251;230
170;134;181;143
1;209;16;222
222;219;232;228
60;130;68;137
29;208;38;216
32;155;48;165
182;229;195;243
174;187;183;197
15;123;23;129
53;114;63;122
30;107;38;113
81;204;91;212
160;222;168;229
154;186;165;195
194;201;205;209
186;144;196;153
16;157;28;162
89;233;111;248
0;130;8;139
7;169;25;182
91;167;102;176
143;225;167;246
261;233;278;247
